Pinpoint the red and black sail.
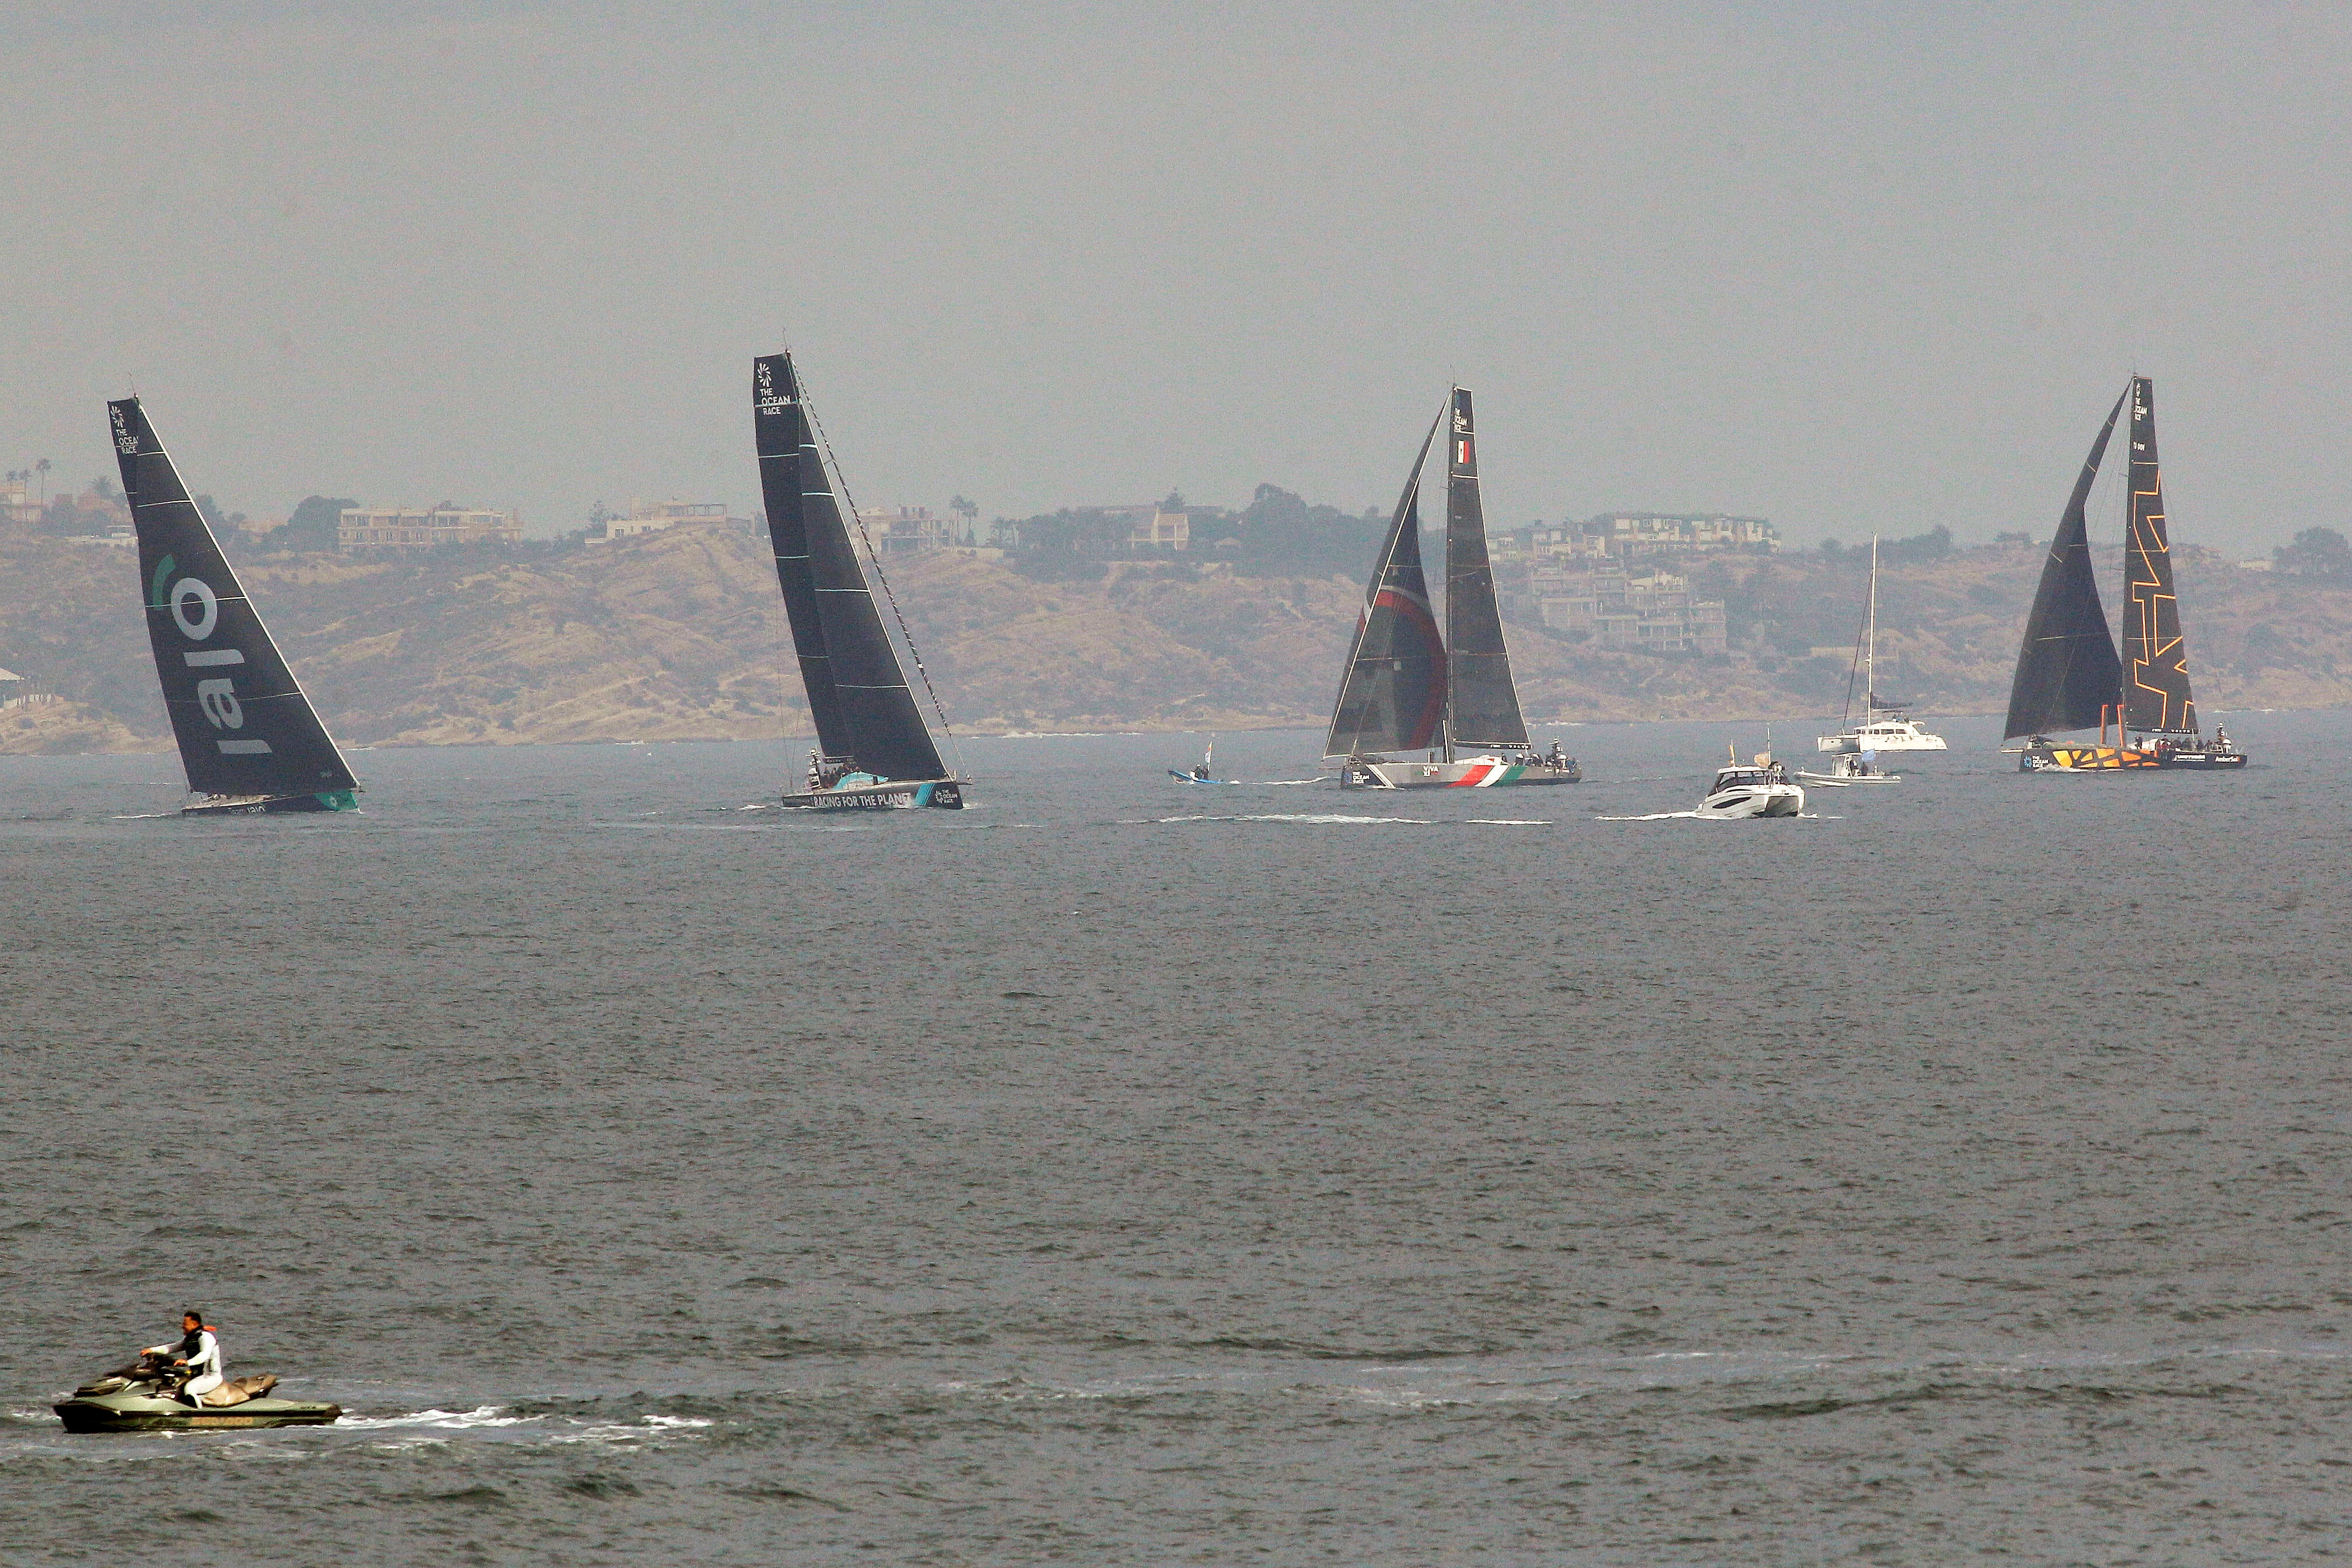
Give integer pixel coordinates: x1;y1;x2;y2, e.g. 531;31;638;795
1325;405;1447;758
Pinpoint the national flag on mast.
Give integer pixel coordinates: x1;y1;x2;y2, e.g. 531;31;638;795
1456;437;1474;468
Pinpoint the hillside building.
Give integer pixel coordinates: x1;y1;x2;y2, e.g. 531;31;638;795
1593;513;1778;553
341;504;522;550
858;506;957;555
1539;566;1728;654
1511;513;1778;563
1130;504;1190;552
602;499;741;540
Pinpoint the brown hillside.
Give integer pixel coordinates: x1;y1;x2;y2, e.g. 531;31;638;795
0;523;2343;754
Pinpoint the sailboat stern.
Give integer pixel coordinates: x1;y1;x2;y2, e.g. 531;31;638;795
781;775;965;810
183;788;362;816
2021;742;2160;772
1352;755;1580;789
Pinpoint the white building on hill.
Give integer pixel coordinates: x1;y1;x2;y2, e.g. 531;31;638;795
341;504;522;549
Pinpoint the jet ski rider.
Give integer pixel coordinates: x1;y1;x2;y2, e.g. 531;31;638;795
144;1310;222;1407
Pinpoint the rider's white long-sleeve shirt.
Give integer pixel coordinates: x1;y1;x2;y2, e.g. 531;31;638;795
146;1330;220;1378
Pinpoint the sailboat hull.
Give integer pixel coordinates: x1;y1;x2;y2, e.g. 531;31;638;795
2023;743;2245;772
183;791;359;815
1815;723;1946;753
1349;757;1582;790
781;778;964;810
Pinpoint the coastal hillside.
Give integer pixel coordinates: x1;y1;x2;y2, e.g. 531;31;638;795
0;522;2345;754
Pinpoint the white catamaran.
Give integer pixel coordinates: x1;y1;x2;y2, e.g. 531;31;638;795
1816;534;1946;754
1325;389;1580;791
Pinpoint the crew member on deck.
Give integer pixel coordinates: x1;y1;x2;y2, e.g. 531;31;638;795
145;1310;222;1407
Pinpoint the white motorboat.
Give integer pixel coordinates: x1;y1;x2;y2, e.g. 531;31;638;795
1695;752;1804;818
1817;536;1946;753
1797;751;1901;785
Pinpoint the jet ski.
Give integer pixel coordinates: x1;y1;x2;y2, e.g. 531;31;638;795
53;1352;342;1432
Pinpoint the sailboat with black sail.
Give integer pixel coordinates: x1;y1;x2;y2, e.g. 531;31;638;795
2005;377;2246;772
1325;389;1579;790
108;399;361;814
753;353;965;809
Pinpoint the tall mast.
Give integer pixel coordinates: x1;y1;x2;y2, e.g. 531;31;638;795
1866;534;1877;713
1441;386;1456;763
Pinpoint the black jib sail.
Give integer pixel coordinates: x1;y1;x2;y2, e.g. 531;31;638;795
1442;388;1528;749
108;399;359;809
2003;386;2127;739
751;354;946;783
1324;405;1448;759
2120;376;2198;735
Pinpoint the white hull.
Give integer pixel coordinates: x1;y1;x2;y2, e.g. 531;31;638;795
1350;756;1582;790
1798;755;1901;783
1695;782;1804;819
1817;721;1945;753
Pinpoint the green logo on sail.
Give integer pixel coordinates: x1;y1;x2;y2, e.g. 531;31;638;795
148;554;176;611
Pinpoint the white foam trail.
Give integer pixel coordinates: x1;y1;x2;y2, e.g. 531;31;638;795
339;1406;531;1430
1154;813;1432;825
1597;810;1833;823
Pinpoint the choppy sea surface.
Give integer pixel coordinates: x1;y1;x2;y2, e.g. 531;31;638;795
2;712;2347;1566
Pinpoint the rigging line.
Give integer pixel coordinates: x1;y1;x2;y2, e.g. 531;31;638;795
797;374;965;780
1838;551;1868;726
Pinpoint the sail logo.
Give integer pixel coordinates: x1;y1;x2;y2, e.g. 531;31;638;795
148;552;270;758
755;360;793;413
110;405;138;455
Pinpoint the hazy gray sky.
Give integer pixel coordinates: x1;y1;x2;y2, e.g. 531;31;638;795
4;2;2347;549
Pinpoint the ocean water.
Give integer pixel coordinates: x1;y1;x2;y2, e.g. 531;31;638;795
1;712;2346;1565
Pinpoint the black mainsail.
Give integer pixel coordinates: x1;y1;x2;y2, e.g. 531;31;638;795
1323;407;1446;758
2120;376;2197;735
108;399;359;813
2003;386;2127;739
1442;388;1528;749
752;353;950;791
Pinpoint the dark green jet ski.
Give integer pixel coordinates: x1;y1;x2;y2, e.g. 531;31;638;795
54;1355;341;1433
